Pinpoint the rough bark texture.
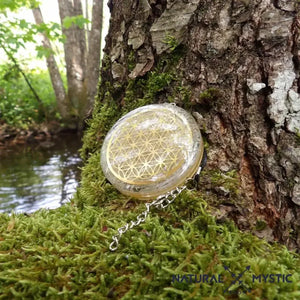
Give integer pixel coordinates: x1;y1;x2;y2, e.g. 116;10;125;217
32;7;69;120
98;0;300;250
58;0;86;114
57;0;103;126
85;0;103;114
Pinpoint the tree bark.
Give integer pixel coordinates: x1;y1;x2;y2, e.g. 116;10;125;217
84;0;90;43
97;0;300;250
32;6;70;121
85;0;103;114
57;0;103;127
58;0;87;123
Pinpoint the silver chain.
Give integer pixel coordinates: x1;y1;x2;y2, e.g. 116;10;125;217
109;165;202;251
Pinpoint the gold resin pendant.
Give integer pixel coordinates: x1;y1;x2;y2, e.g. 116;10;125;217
101;104;204;199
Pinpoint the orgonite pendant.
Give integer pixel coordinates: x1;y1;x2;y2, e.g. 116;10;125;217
101;104;204;199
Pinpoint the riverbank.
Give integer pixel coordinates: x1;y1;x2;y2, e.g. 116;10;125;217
0;121;57;145
0;121;78;150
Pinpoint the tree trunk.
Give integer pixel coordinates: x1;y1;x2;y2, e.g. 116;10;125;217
58;0;87;123
95;0;300;250
32;7;70;121
57;0;103;127
85;0;103;114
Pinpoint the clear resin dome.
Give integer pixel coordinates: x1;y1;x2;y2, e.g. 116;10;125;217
100;104;204;199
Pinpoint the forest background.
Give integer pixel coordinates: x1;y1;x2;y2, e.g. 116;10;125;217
0;0;109;132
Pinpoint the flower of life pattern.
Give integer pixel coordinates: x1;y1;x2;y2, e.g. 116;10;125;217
106;109;193;185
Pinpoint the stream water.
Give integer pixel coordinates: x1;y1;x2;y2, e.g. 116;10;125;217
0;132;82;213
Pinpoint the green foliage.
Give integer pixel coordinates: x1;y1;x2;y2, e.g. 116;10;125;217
122;71;174;109
35;45;54;58
175;85;192;108
0;0;39;13
0;22;29;52
63;15;90;29
145;71;174;95
0;1;66;128
35;21;63;41
0;64;58;128
0;19;63;55
0;1;63;60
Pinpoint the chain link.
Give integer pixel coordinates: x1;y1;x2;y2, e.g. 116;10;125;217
109;166;202;251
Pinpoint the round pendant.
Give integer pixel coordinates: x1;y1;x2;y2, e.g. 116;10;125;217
100;104;204;199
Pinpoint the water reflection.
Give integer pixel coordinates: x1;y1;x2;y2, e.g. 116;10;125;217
0;133;82;213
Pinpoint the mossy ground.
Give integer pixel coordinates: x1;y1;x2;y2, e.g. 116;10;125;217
0;192;299;299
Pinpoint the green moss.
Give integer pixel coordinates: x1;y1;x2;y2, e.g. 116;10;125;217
127;51;135;73
255;219;268;231
101;54;111;72
295;129;300;146
198;88;222;108
176;85;192;108
80;92;121;162
202;135;210;149
207;169;240;196
163;34;180;52
0;192;299;299
75;151;127;208
122;70;174;110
